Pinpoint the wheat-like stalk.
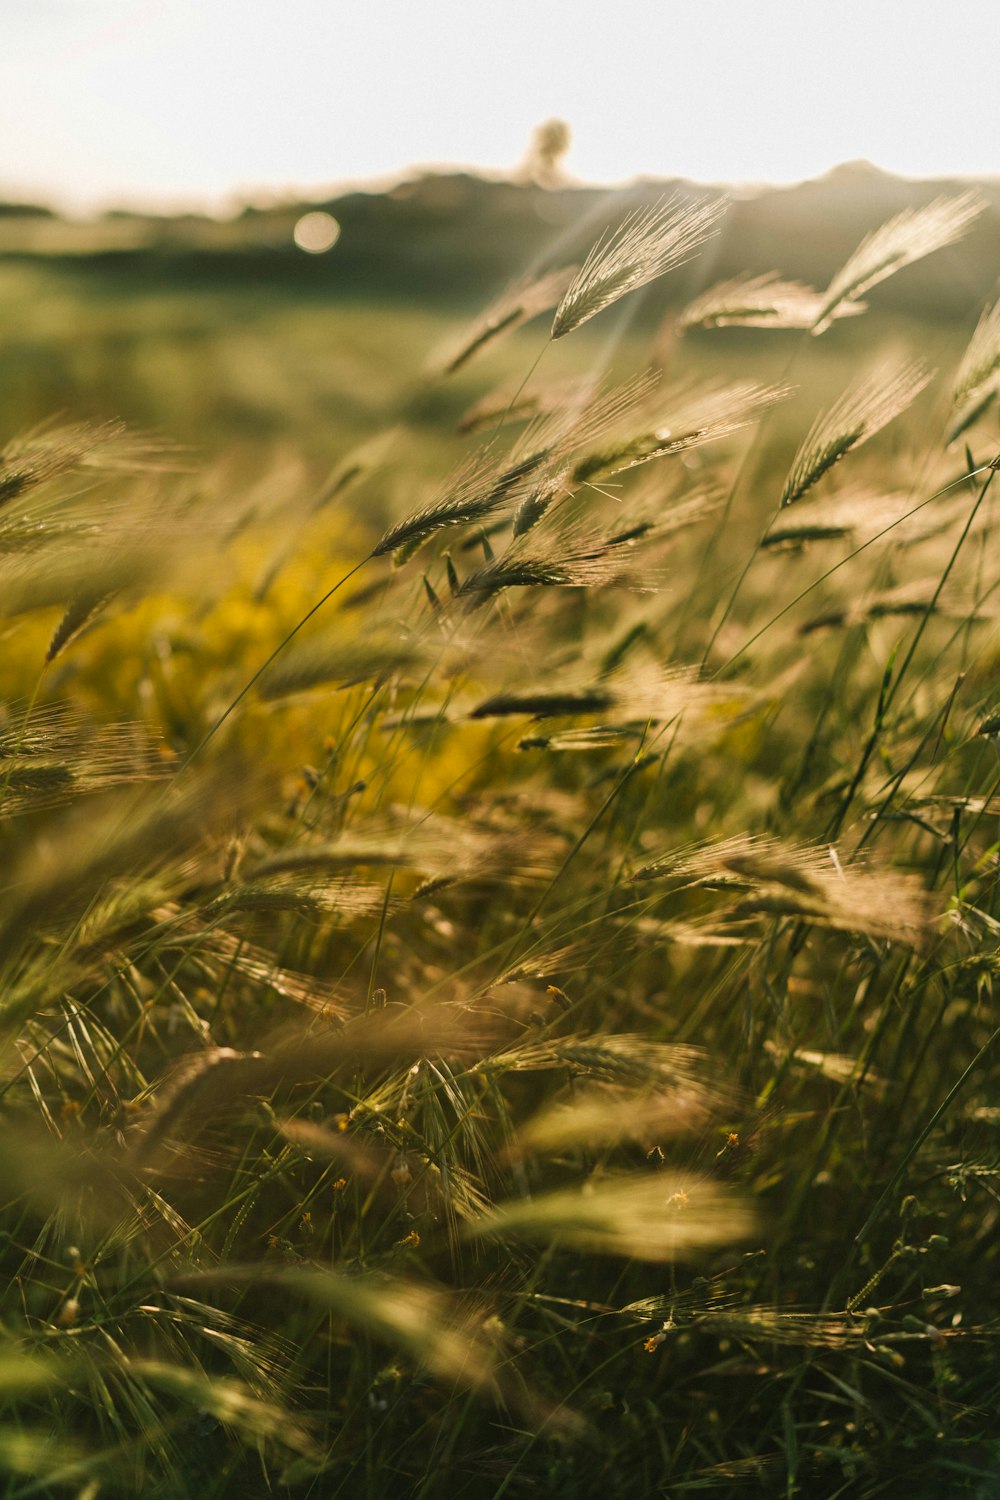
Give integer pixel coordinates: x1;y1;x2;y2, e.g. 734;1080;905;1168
570;380;789;485
468;661;739;737
948;297;1000;443
762;483;958;551
456;525;656;601
633;831;834;888
374;373;659;559
811;192;983;334
0;420;124;504
679;272;864;332
257;631;429;699
0;703;167;816
438;265;577;374
457;377;591;434
800;577;988;634
517;1084;721;1150
309;426;401;514
372;448;544;558
633;832;935;947
170;919;351;1017
248;812;557;885
551;194;726;339
779;362;931;506
274;1270;507;1396
468;1170;755;1260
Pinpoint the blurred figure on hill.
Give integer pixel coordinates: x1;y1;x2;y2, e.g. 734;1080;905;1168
518;119;572;187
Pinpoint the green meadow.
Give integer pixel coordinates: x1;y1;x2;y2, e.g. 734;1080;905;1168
0;170;998;1497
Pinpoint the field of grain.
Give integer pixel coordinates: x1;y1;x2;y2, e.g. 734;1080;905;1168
0;177;998;1498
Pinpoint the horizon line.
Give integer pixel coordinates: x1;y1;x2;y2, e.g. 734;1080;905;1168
4;157;999;224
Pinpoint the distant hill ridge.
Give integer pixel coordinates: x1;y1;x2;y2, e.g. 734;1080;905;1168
1;163;996;321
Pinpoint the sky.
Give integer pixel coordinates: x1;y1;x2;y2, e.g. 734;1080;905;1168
4;0;1000;213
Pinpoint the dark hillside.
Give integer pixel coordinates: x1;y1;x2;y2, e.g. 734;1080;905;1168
2;164;997;319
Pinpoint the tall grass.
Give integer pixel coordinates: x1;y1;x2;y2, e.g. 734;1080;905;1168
0;189;999;1499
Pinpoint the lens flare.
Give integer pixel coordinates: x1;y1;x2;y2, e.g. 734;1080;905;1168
293;211;340;253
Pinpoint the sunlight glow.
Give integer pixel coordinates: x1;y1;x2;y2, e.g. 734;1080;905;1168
3;0;998;212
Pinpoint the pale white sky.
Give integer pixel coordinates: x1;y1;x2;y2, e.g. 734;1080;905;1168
4;0;999;213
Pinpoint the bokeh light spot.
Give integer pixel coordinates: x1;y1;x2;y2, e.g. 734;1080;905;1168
293;211;340;253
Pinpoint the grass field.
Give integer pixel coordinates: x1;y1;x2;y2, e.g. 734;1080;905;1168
0;178;999;1498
